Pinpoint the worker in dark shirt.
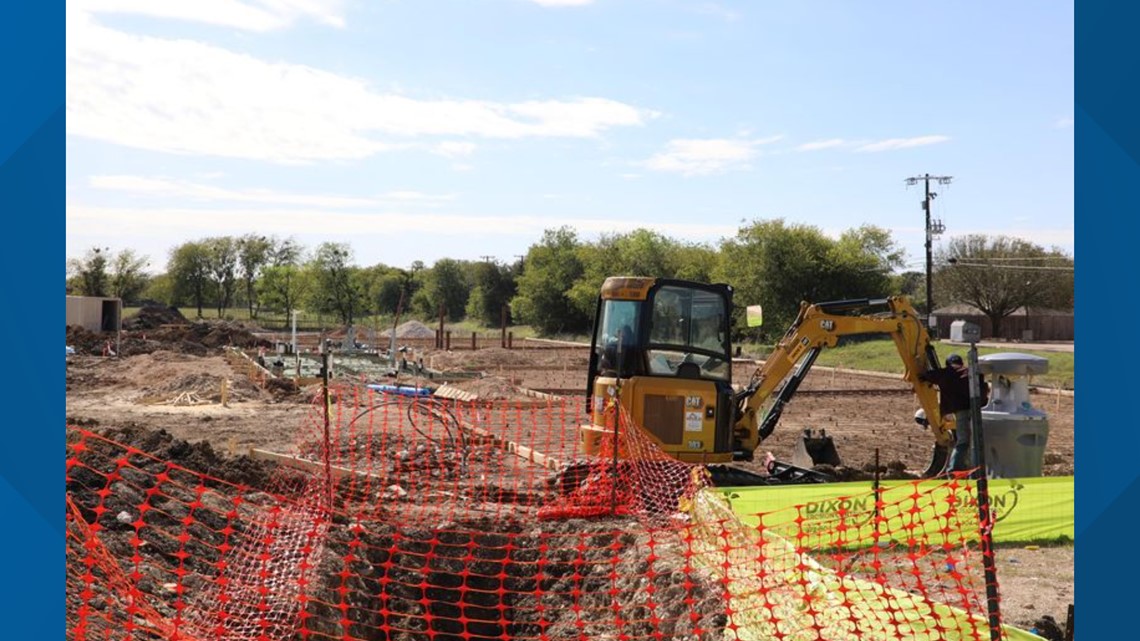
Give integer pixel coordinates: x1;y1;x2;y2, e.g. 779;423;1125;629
920;354;987;473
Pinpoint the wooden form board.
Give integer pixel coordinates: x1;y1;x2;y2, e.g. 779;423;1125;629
249;448;388;482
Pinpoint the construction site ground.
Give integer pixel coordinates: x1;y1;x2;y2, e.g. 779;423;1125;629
65;338;1074;635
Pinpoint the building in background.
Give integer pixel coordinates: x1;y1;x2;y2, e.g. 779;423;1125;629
930;304;1073;342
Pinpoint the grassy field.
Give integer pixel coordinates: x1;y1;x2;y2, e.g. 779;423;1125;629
744;338;1073;389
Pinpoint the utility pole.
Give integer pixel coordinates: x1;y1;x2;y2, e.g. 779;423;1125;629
905;173;952;326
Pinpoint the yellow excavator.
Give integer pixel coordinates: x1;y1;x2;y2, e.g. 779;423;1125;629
581;276;952;484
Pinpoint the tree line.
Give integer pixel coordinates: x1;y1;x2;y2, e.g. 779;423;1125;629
66;220;1074;340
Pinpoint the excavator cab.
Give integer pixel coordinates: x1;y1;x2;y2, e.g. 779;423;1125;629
585;278;739;463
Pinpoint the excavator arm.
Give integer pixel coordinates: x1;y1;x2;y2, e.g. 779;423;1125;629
733;297;951;470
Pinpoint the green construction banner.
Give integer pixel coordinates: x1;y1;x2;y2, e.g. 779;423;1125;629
720;476;1074;545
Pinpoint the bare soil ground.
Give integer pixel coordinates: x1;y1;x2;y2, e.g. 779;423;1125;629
65;343;1074;635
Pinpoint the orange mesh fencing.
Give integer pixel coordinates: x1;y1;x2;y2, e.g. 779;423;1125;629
65;383;1006;640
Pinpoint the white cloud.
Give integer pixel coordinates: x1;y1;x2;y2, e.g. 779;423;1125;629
433;141;477;158
796;138;850;152
1054;117;1074;129
88;175;455;207
643;136;781;176
80;0;347;32
67;10;652;163
854;135;951;153
529;0;595;7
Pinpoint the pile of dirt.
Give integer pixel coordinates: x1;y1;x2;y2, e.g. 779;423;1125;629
79;423;277;488
122;304;189;330
265;376;301;398
68;319;270;357
67;325;107;355
123;321;271;356
138;372;264;404
381;320;437;339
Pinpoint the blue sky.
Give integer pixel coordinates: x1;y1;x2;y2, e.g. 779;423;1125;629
66;0;1073;273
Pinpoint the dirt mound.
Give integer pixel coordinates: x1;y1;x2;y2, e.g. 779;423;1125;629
139;372;263;404
70;315;269;357
122;321;270;356
67;325;107;355
265;376;301;398
123;304;189;330
381;320;436;339
83;423;276;488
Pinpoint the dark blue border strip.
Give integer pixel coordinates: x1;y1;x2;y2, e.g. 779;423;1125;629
0;2;1100;637
0;1;63;633
1076;0;1137;637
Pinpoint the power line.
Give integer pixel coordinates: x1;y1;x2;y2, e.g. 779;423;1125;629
954;256;1074;262
904;173;952;322
946;260;1074;272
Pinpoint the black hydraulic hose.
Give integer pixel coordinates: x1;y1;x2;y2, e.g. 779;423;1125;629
816;298;889;314
758;347;821;440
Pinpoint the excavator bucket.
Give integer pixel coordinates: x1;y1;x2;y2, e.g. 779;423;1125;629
923;443;950;478
792;429;842;469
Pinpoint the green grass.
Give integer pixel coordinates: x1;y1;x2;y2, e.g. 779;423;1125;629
742;338;1073;389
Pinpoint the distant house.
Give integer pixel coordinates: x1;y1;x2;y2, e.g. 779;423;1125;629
930;303;1073;341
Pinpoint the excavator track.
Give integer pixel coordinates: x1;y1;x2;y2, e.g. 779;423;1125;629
707;461;835;487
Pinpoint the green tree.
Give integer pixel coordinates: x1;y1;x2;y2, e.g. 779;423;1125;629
511;227;589;335
141;273;175;305
465;260;517;326
203;236;240;317
257;264;310;317
270;237;303;267
168;241;212;317
825;225;907;301
358;265;406;317
107;249;151;302
417;258;470;322
67;247;111;297
893;270;925;303
934;235;1074;336
717;219;837;338
674;243;720;283
237;234;274;319
566;229;695;318
308;242;365;325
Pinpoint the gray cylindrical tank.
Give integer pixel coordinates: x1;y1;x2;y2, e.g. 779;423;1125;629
977;353;1051;478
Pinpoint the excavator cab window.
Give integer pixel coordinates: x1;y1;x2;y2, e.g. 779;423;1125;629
645;285;731;381
596;299;644;377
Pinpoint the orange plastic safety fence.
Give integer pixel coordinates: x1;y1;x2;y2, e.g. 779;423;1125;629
65;383;1004;640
